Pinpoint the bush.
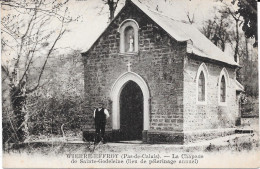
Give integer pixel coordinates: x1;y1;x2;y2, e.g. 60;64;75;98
25;50;86;138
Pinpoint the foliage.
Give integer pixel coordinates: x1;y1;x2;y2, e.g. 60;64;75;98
201;1;258;117
241;95;259;117
240;55;258;97
236;0;258;47
201;10;232;52
26;51;86;137
239;38;258;117
1;0;258;144
201;4;242;62
1;0;78;142
104;0;120;22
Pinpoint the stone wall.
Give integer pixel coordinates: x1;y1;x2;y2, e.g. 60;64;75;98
183;56;239;134
82;2;186;139
82;1;241;144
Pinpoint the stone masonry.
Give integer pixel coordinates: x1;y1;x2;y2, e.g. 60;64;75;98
183;56;239;143
82;0;240;144
82;2;185;143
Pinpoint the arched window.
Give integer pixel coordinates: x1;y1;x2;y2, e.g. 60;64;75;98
220;75;226;102
196;63;208;104
119;19;139;53
198;72;205;101
218;68;229;105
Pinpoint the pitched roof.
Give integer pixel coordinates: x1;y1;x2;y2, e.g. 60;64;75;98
131;0;238;66
83;0;239;66
235;80;244;92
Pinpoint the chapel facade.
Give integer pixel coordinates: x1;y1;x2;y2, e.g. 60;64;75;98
81;0;244;144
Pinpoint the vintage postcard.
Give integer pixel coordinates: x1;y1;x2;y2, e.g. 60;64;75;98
1;0;259;168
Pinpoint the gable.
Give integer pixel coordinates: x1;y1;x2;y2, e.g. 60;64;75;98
82;0;238;67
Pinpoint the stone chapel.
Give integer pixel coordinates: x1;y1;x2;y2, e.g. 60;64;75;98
81;0;244;144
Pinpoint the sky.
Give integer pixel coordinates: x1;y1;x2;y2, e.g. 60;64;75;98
58;0;234;53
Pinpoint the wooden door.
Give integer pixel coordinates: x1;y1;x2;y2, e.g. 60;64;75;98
120;81;143;140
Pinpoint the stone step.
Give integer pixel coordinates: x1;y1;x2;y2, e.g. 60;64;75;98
235;129;254;134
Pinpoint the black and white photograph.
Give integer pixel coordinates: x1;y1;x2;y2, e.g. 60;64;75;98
1;0;259;168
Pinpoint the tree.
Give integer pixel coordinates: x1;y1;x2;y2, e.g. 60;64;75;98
202;11;231;52
107;0;120;22
222;6;242;62
1;0;77;142
99;0;120;22
26;50;85;139
239;36;258;117
235;0;257;47
201;4;242;62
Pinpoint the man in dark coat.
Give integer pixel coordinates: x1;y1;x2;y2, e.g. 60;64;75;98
93;102;109;143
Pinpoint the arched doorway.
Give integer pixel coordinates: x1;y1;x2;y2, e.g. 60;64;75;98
120;81;143;140
110;72;150;141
